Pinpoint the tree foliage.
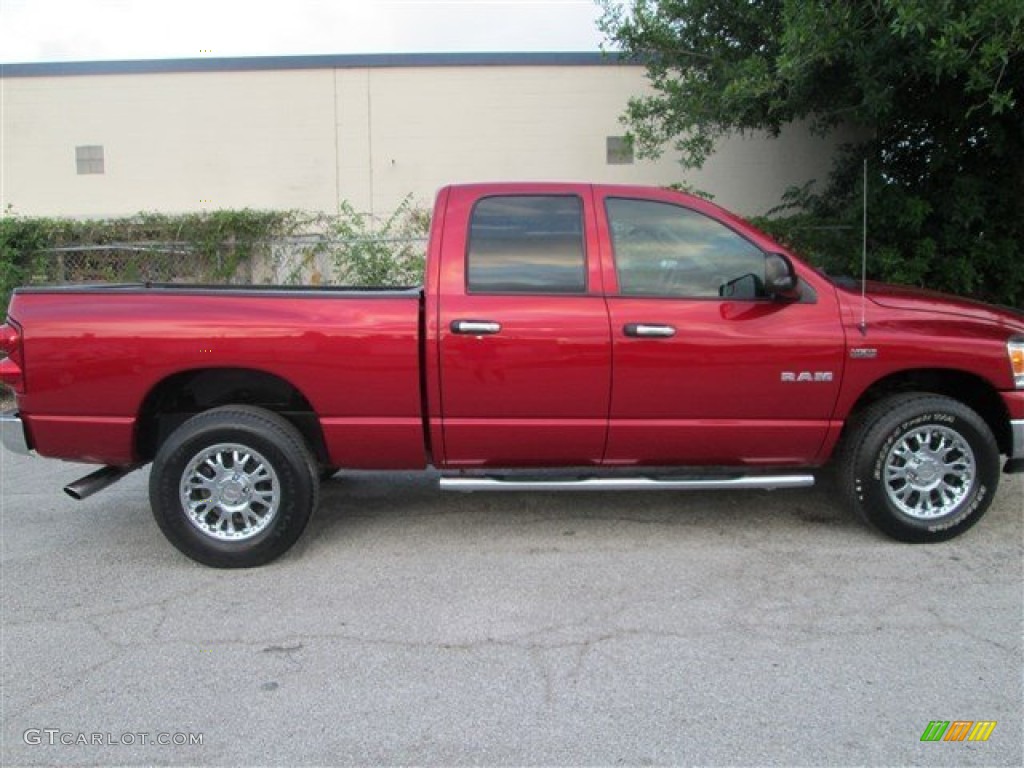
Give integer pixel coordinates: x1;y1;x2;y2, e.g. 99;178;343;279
600;0;1024;305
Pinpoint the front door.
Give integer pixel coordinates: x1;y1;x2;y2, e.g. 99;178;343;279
599;194;844;466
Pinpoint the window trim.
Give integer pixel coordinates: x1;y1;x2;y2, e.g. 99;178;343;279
465;193;589;296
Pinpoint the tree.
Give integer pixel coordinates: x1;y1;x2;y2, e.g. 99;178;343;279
599;0;1024;306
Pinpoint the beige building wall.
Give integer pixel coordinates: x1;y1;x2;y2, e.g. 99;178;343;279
3;70;339;215
1;56;852;219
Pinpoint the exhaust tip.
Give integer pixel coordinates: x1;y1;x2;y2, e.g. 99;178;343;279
63;465;136;501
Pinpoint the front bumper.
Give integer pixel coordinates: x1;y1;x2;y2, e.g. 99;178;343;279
1007;419;1024;473
1;411;32;455
1012;420;1024;460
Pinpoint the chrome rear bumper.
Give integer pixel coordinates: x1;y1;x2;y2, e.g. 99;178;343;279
1;411;32;455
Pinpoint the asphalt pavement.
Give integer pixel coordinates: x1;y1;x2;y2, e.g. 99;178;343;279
1;450;1021;766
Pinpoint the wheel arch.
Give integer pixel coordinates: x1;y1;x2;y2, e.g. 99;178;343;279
844;368;1011;454
135;367;328;464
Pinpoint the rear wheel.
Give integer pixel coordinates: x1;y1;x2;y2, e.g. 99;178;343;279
150;406;319;567
838;394;1000;542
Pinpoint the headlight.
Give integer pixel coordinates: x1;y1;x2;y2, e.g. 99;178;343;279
1010;338;1024;388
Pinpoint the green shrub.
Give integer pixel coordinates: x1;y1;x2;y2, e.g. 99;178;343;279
326;196;429;287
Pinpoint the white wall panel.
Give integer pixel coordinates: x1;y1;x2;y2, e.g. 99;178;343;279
1;59;856;218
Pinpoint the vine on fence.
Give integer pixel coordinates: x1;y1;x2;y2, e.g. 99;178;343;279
327;197;429;286
0;200;431;310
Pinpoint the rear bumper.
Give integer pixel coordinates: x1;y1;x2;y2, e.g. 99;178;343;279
1;411;32;455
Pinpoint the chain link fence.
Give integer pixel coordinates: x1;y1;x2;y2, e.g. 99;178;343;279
35;244;248;284
27;235;429;288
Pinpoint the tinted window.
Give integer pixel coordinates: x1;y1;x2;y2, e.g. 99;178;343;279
467;196;586;294
607;198;766;299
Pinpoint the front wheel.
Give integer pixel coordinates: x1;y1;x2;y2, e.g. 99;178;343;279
149;406;319;567
838;394;1000;542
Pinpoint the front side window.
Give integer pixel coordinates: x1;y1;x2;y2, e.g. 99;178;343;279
607;198;766;299
467;196;586;294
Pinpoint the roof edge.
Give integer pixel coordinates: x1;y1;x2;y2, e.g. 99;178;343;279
0;51;637;78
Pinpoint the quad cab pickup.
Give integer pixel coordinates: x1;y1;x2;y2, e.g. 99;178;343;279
2;183;1022;567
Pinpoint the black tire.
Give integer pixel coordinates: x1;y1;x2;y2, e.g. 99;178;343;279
837;394;1000;542
149;406;319;567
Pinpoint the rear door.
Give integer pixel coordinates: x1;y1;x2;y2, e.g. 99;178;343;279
437;185;611;468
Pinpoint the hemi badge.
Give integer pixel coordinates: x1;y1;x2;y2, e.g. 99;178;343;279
850;348;878;359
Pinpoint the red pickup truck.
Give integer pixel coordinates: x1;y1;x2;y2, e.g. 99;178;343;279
2;183;1022;566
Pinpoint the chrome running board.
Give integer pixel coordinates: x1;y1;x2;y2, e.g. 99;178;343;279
440;474;814;493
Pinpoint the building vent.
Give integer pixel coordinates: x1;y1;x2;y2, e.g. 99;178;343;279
606;136;633;165
75;145;105;175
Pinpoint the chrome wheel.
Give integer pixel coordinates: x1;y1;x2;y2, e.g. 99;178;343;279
179;443;280;541
883;425;975;520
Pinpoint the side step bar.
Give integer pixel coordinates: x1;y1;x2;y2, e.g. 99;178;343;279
440;474;814;493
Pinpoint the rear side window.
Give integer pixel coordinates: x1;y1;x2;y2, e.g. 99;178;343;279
467;196;586;294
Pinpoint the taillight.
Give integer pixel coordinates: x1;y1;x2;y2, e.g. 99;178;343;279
0;321;25;395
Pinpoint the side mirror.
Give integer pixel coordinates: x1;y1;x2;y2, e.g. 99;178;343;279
764;252;801;300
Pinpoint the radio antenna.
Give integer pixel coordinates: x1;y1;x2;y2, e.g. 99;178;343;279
859;158;868;335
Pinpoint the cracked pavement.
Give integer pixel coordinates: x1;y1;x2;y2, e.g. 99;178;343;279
1;452;1021;766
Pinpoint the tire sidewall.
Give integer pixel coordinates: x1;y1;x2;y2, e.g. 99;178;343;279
150;409;316;567
852;398;999;542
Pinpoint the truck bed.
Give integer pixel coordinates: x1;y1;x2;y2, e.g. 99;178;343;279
8;284;427;468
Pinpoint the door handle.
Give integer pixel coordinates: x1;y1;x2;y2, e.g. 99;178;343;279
623;323;676;338
451;320;502;335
